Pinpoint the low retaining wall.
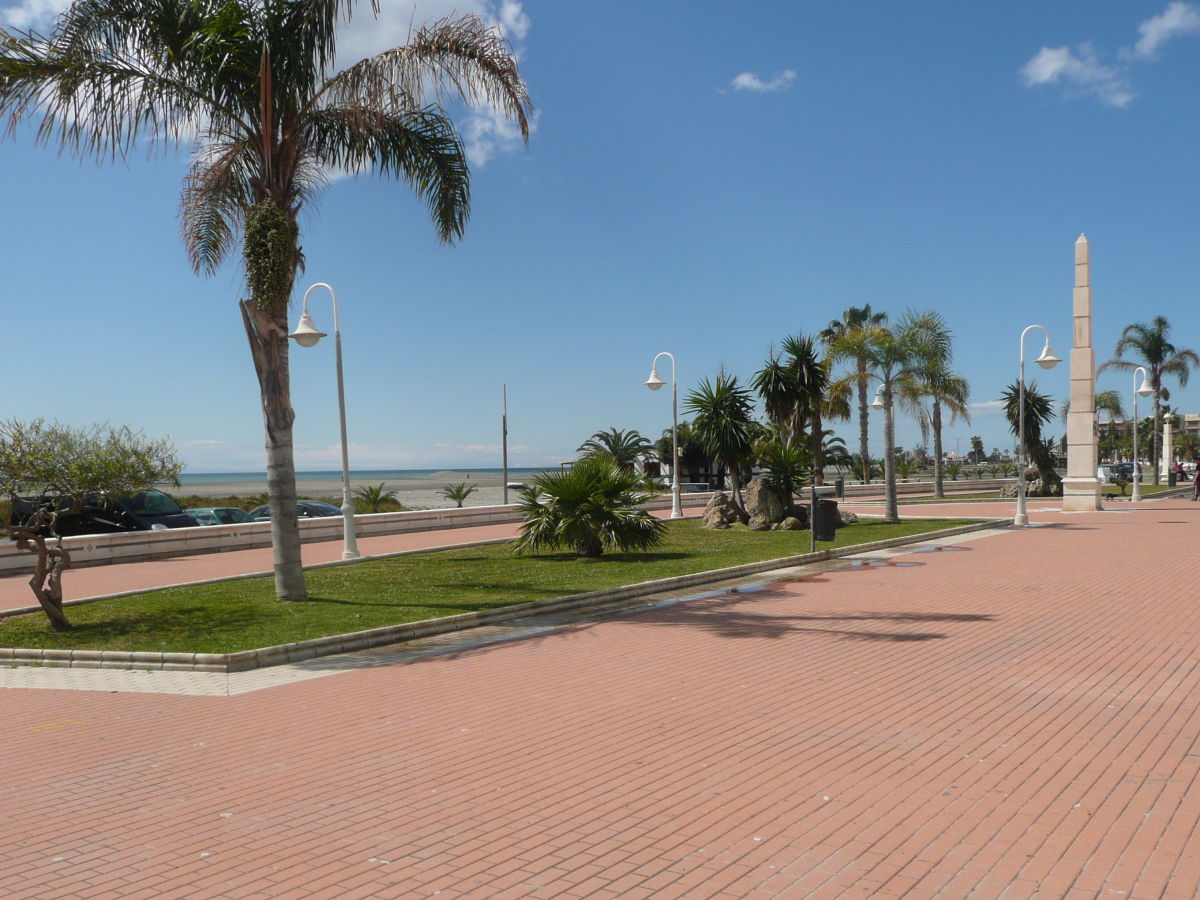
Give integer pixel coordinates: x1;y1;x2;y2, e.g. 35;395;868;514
0;481;1010;577
0;519;1008;673
0;493;710;576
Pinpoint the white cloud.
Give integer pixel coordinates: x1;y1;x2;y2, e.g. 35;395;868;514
1125;1;1200;59
969;400;1007;411
1019;44;1134;108
0;0;68;29
727;69;797;93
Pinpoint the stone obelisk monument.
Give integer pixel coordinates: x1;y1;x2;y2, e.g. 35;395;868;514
1063;234;1102;510
1161;418;1174;479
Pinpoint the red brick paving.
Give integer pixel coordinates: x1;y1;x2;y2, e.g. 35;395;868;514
1;497;1198;897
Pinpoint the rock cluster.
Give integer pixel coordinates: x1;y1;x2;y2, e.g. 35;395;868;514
701;492;742;529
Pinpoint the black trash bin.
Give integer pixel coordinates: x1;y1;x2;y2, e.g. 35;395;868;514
834;477;845;498
813;498;839;542
1169;471;1178;487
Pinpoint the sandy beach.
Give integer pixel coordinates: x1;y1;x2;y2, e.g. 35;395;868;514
170;470;540;510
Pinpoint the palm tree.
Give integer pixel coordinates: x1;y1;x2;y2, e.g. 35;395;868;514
0;5;531;602
685;371;756;514
1001;381;1059;492
353;482;398;513
577;428;655;471
512;457;666;558
831;310;945;522
820;305;888;485
1099;317;1199;484
438;481;478;508
912;362;970;499
655;420;709;484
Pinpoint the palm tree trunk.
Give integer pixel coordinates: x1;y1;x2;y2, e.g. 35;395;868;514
728;459;746;517
857;365;869;483
932;402;944;499
883;389;898;522
241;299;308;603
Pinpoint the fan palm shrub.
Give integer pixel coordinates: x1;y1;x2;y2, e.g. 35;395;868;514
513;458;666;558
353;483;398;513
0;4;531;602
438;481;478;509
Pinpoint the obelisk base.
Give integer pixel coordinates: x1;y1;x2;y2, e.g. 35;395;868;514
1062;477;1102;511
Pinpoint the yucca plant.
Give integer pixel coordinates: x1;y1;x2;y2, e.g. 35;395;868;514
438;482;478;509
513;458;666;558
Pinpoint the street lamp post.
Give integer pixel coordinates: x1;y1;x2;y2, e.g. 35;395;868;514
645;352;683;519
289;282;360;560
1131;366;1154;502
1014;324;1061;528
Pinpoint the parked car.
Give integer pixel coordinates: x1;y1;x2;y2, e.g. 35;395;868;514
10;489;198;536
249;500;343;520
185;506;258;526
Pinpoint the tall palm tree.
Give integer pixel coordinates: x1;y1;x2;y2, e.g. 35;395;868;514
830;310;943;522
577;428;655;471
1001;381;1058;492
909;362;970;499
685;371;756;514
1098;317;1199;484
820;304;888;485
0;4;531;602
1095;390;1127;462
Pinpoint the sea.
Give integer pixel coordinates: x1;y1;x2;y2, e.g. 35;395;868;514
176;467;552;485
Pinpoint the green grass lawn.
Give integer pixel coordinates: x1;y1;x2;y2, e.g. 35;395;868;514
1;517;978;654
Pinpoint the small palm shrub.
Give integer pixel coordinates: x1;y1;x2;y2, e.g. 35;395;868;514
439;481;478;508
354;483;399;513
944;461;963;481
893;451;915;482
513;457;666;558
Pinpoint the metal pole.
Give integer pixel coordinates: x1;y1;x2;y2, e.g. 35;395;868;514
810;484;816;554
1132;369;1140;503
327;287;359;560
502;384;509;506
670;359;682;519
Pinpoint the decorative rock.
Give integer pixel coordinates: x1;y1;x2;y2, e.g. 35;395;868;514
839;511;858;525
701;491;741;529
743;478;787;531
778;516;804;530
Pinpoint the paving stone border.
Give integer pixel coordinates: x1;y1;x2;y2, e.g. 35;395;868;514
0;519;1008;673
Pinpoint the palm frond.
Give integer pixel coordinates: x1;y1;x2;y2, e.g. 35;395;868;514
314;14;531;140
304;104;469;242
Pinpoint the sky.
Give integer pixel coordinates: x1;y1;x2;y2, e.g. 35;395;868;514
2;0;1199;473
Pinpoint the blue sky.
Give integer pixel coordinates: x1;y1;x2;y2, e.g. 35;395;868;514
2;0;1199;472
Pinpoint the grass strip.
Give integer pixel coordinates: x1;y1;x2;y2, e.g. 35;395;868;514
0;518;978;654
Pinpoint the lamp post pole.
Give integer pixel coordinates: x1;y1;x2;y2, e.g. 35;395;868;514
645;352;683;519
1131;366;1152;502
1014;324;1061;528
289;282;360;560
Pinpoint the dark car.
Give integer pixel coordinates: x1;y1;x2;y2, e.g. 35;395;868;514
249;500;343;520
10;489;198;536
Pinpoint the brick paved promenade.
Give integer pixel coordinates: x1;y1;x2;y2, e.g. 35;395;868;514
2;496;1198;898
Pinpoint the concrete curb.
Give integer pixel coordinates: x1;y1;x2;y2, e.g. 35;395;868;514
0;519;1007;673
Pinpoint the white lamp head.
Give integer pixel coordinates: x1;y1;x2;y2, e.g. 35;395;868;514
289;311;327;348
1035;344;1061;370
1135;370;1154;397
645;369;666;391
871;385;886;410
